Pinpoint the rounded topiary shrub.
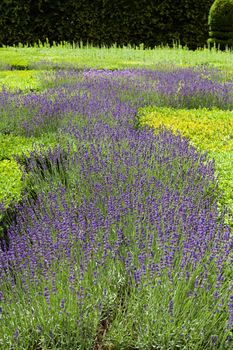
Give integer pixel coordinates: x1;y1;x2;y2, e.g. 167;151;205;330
208;0;233;48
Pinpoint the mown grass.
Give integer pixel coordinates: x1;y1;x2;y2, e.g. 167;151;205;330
1;42;233;71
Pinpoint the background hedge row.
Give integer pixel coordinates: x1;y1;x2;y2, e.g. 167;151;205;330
1;0;215;49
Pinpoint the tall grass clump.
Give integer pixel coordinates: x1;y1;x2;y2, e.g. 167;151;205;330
0;67;233;349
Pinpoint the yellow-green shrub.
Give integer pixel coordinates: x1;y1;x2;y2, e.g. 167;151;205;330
138;106;233;152
0;160;22;205
0;70;45;92
0;133;58;206
0;134;37;160
138;106;233;217
0;133;58;160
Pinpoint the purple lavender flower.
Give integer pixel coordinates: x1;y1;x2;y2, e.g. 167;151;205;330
60;299;65;309
168;299;174;317
0;67;232;348
227;295;233;328
13;328;19;340
211;335;218;346
44;286;50;306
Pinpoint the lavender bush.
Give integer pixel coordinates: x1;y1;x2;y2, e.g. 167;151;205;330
1;67;233;138
0;67;233;349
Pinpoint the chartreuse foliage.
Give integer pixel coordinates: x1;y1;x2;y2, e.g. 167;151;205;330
0;134;36;161
0;135;35;205
0;70;46;91
138;107;233;152
0;133;58;205
0;133;58;161
0;159;22;205
138;106;233;216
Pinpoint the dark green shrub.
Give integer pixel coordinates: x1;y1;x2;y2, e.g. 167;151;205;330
208;0;233;48
209;30;233;39
0;0;215;49
0;0;31;46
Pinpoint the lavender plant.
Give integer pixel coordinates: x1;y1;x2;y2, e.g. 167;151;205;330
0;67;233;349
1;66;233;138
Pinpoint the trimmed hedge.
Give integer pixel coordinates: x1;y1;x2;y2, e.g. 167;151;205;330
1;0;215;49
208;0;233;30
208;37;233;47
209;31;233;39
208;0;233;48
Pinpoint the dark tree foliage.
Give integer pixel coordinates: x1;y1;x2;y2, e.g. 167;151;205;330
0;0;31;46
1;0;215;48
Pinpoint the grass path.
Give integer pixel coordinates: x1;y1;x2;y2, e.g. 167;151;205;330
1;43;233;71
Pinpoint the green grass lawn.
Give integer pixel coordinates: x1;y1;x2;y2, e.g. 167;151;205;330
1;43;233;71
